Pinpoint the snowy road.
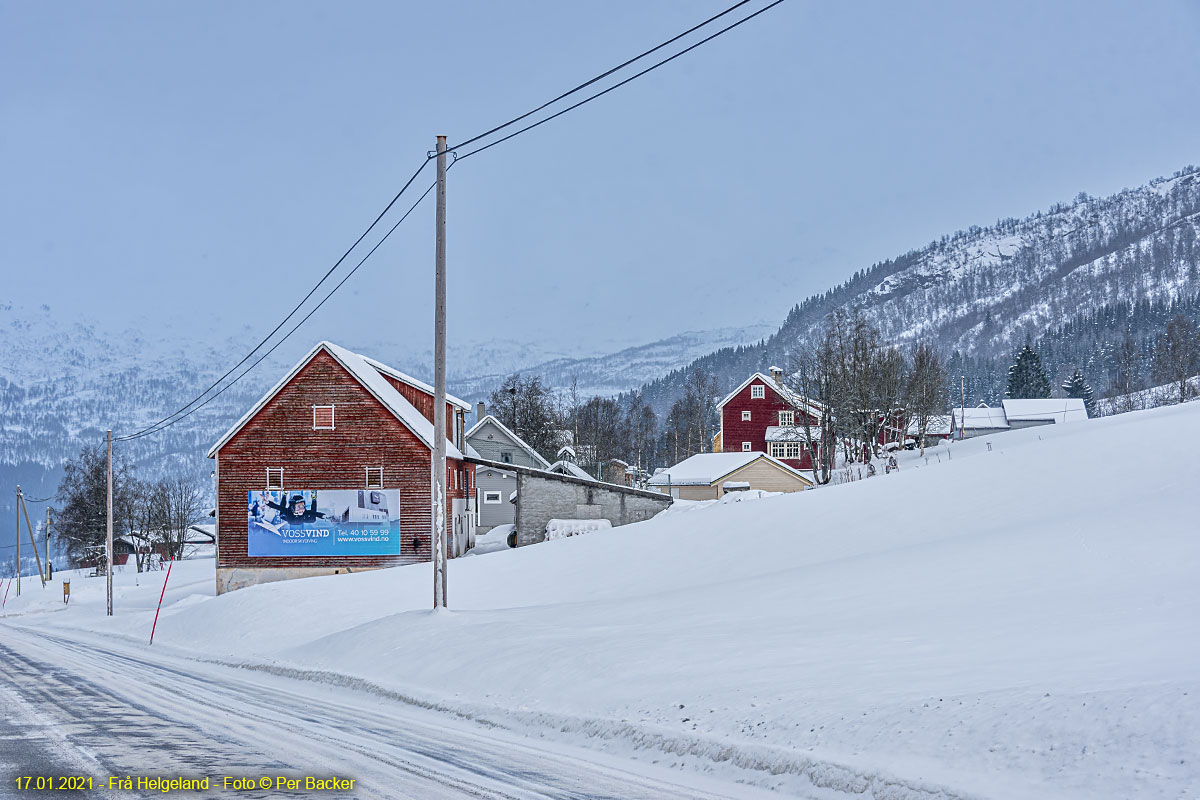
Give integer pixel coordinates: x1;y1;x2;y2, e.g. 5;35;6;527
0;625;778;800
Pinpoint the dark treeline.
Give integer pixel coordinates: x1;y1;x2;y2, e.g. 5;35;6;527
486;372;717;484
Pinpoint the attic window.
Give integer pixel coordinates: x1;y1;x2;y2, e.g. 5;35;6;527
266;468;284;490
751;384;765;399
313;405;335;430
365;467;384;489
742;410;751;421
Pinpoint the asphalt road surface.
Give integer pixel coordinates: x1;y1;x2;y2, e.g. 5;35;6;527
0;625;777;800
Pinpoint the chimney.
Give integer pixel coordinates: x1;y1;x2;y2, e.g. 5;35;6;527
769;366;783;387
476;401;486;423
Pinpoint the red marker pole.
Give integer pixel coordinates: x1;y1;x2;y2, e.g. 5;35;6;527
148;558;174;645
1;578;10;609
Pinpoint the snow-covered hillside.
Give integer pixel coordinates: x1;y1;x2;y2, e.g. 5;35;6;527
640;165;1200;414
5;399;1196;799
449;324;776;400
0;301;771;550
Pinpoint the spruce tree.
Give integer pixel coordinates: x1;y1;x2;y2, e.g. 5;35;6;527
1061;368;1096;417
1006;343;1051;399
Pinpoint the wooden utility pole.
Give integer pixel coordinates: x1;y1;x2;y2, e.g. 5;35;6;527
106;429;113;616
431;135;448;609
44;507;50;581
14;486;20;597
19;492;44;588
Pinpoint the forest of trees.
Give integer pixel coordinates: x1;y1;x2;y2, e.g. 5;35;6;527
485;304;1200;486
49;443;208;570
480;370;734;483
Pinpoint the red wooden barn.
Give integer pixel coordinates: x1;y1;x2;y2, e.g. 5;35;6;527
207;341;475;594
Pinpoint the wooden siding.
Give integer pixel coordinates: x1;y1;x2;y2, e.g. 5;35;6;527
215;350;466;573
377;373;459;442
720;377;820;470
467;420;545;468
719;459;811;496
676;485;720;501
476;468;516;529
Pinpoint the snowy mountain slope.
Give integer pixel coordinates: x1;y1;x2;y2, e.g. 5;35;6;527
447;324;776;401
0;300;771;551
640;165;1200;413
7;400;1197;799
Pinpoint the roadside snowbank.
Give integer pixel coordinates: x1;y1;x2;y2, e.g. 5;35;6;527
6;403;1198;799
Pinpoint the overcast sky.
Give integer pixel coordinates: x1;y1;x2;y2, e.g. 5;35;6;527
4;0;1200;358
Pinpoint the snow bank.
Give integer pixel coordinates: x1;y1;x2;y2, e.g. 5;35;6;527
544;518;612;540
7;403;1199;799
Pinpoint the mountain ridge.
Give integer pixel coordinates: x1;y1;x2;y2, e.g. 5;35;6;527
634;165;1200;415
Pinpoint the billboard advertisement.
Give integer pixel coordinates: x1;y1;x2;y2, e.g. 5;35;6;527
247;489;402;557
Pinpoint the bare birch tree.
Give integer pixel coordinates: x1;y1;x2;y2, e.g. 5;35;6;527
156;476;206;562
905;341;948;455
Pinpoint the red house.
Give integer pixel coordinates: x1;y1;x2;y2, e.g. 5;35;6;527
714;368;824;471
207;341;475;594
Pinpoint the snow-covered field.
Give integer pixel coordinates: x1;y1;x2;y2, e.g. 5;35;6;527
4;401;1198;799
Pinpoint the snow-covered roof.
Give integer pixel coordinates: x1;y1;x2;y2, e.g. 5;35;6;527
360;355;471;411
647;452;809;487
765;425;821;442
952;404;1010;430
476;465;515;479
1001;399;1088;424
906;414;953;436
207;341;463;459
548;460;593;479
466;415;552;469
716;372;824;417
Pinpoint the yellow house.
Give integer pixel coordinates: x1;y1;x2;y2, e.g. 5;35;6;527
647;451;813;500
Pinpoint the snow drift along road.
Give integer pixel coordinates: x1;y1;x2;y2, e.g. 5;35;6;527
6;401;1198;799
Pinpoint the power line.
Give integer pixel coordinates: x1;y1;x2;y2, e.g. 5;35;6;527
116;173;443;441
448;0;754;151
458;0;786;162
113;157;434;442
110;1;786;441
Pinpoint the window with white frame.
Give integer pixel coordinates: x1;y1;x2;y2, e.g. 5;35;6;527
742;441;752;451
778;410;795;426
365;467;383;489
313;404;335;430
770;442;802;460
266;468;284;490
750;384;765;399
483;491;502;504
741;410;751;421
